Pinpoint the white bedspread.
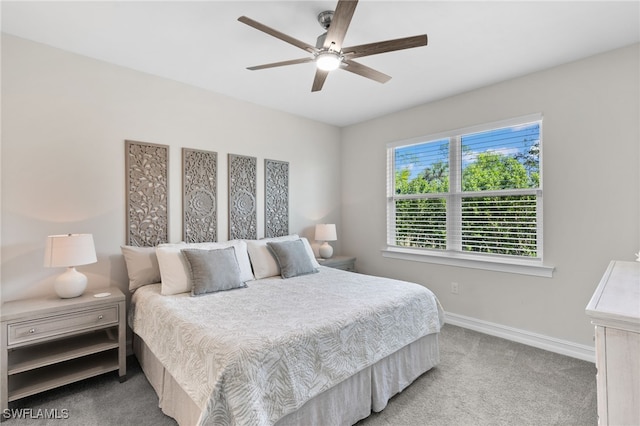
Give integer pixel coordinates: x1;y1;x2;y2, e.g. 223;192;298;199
129;267;443;426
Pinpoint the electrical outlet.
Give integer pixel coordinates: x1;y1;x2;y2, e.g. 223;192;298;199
451;282;459;294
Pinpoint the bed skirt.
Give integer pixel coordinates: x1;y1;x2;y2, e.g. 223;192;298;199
133;332;439;426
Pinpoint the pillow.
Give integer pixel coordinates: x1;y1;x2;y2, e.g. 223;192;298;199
267;239;319;279
120;245;161;291
182;240;254;282
182;247;247;296
299;237;321;269
157;240;253;295
246;235;299;279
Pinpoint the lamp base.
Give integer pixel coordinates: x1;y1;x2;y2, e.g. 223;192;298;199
319;242;334;259
54;267;87;299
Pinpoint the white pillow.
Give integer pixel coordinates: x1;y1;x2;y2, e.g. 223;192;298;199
121;245;161;291
156;240;254;295
246;235;320;279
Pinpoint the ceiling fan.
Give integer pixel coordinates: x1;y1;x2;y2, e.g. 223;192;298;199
238;0;428;92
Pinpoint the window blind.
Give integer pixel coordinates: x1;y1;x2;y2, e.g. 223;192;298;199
388;115;542;260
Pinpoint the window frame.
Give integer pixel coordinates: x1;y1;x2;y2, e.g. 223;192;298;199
384;113;554;277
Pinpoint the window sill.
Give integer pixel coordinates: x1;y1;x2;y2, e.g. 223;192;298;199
381;247;555;278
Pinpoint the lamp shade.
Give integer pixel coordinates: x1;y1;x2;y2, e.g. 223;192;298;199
44;234;97;267
315;224;337;242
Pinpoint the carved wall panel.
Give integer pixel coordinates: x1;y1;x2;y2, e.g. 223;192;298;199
265;159;289;238
183;148;217;243
228;154;257;240
125;140;169;247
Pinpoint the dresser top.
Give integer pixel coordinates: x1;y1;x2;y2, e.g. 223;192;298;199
1;287;124;322
586;260;640;332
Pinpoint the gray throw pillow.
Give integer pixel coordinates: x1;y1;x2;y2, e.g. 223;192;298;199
182;247;247;296
267;239;319;279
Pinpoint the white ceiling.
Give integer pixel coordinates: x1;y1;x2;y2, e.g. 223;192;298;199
2;1;639;127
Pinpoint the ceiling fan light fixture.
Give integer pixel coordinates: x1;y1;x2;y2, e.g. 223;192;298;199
315;51;342;71
239;0;429;92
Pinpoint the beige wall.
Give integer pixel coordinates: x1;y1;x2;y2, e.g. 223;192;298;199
340;44;640;347
1;35;341;302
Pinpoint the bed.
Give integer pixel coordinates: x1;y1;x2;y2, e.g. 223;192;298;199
123;236;444;426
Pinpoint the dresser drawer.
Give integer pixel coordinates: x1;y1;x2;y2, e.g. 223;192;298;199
7;306;119;346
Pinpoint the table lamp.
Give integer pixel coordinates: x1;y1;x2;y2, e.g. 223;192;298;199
44;234;97;298
315;224;337;259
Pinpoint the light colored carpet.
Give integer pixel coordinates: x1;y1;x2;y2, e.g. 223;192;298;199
357;324;597;426
5;324;597;425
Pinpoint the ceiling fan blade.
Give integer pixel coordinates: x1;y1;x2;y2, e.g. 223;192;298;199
311;69;330;92
323;0;358;50
342;34;428;59
247;57;314;71
238;16;316;54
342;59;391;84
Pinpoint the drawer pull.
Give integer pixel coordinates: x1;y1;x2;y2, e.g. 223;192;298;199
29;328;36;334
98;315;104;320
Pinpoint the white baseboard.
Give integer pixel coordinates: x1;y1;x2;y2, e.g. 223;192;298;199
445;312;596;363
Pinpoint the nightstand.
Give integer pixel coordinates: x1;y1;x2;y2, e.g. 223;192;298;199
317;255;356;272
0;287;126;414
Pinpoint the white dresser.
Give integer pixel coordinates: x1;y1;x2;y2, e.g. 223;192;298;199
586;260;640;426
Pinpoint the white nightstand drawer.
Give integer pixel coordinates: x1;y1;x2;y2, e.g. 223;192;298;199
8;306;119;346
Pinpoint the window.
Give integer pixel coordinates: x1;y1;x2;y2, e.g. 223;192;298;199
386;114;550;275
